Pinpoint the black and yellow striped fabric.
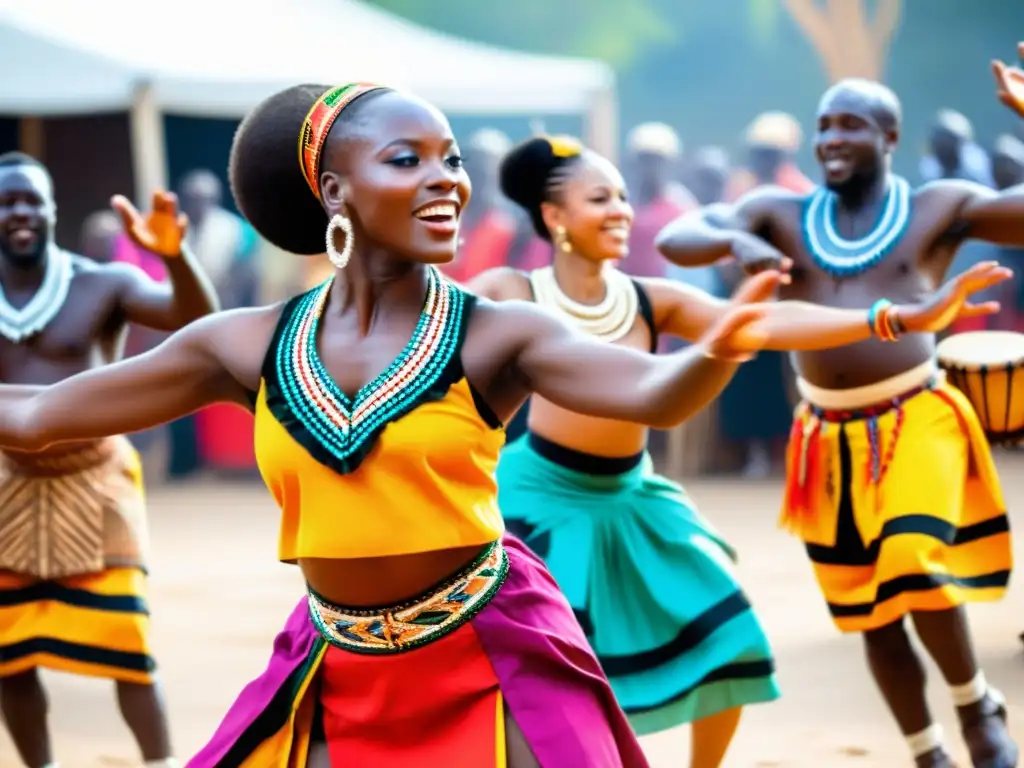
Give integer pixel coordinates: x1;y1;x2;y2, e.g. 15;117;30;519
781;381;1011;633
0;567;155;684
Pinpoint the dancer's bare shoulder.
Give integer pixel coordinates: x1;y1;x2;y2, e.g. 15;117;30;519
916;177;1001;228
65;252;133;294
68;252;172;289
460;294;556;422
463;293;551;366
171;302;286;394
464;266;532;301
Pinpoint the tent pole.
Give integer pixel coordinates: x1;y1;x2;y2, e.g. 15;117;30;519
18;118;45;160
584;83;618;165
129;81;168;207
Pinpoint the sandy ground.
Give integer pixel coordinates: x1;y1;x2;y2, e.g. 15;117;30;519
2;454;1023;767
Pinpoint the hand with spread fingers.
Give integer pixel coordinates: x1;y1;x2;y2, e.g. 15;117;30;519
700;269;781;362
111;191;189;258
897;261;1012;333
992;42;1024;118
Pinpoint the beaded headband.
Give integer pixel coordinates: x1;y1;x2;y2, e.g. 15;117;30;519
298;83;387;200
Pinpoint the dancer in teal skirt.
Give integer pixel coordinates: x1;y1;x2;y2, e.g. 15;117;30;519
466;135;1000;767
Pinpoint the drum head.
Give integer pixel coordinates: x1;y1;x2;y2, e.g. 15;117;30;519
936;330;1024;369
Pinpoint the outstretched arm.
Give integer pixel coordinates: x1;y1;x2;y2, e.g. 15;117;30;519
654;188;792;272
108;250;220;331
967;46;1024;245
110;192;220;330
953;181;1024;246
645;261;1010;350
0;309;267;452
508;272;779;429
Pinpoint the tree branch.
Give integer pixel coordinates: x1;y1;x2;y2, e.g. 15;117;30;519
872;0;902;68
784;0;835;68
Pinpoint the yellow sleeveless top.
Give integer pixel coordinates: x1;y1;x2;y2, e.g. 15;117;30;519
253;268;505;561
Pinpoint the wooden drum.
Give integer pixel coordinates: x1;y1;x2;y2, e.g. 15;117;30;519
936;330;1024;444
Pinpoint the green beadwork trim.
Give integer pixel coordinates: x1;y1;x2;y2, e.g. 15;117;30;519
306;541;509;655
262;269;476;476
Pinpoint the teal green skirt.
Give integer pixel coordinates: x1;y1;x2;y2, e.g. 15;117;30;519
497;434;780;735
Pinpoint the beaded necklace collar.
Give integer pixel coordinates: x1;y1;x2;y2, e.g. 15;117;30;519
802;175;911;278
264;266;470;475
529;266;638;343
0;246;73;343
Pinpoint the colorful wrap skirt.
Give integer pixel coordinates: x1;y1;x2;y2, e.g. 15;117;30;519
497;433;780;736
0;436;155;684
187;535;648;767
782;367;1011;633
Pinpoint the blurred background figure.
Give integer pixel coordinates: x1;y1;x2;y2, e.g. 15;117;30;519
716;114;804;479
659;145;733;476
177;169;261;479
920;108;994;185
667;145;730;299
79;210;121;263
443;128;517;282
177;169;259;310
686;146;731;206
622;121;696;280
930;111;1000;317
726;111;814;200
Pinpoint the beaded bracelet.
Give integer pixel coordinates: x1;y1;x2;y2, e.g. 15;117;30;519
867;298;901;342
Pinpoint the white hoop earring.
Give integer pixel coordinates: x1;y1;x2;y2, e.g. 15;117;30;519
326;213;353;269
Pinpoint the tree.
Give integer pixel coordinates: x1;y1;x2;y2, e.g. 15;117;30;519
363;0;674;68
783;0;902;82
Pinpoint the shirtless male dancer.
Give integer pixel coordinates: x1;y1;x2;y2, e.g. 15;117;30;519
0;152;218;768
655;58;1024;768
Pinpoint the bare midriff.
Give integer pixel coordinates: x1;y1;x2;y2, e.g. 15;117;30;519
298;545;488;607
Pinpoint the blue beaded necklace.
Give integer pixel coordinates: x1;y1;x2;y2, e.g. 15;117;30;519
802;175;911;278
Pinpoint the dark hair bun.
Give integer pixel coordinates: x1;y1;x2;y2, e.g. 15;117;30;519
499;135;582;240
228;84;332;255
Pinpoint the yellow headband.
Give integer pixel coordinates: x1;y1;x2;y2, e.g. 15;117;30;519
298;83;387;200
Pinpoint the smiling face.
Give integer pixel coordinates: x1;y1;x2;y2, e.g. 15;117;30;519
813;82;898;194
0;164;55;266
541;153;633;261
319;91;472;265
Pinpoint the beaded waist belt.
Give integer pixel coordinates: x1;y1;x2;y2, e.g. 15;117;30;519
306;540;509;654
793;378;936;490
807;378;934;423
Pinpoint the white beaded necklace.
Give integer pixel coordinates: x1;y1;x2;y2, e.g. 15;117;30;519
530;265;638;343
0;246;73;343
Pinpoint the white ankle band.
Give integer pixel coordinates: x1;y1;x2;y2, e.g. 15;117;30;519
950;671;988;707
906;723;945;757
145;760;179;768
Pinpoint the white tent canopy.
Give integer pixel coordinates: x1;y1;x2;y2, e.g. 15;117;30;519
0;0;614;117
0;0;617;199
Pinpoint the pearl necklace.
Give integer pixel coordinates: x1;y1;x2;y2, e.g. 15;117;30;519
530;265;638;343
0;246;73;343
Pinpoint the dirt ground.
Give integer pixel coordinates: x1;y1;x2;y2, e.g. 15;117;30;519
2;454;1023;767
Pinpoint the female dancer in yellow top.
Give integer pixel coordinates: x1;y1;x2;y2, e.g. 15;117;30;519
0;85;1003;767
469;136;1008;768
